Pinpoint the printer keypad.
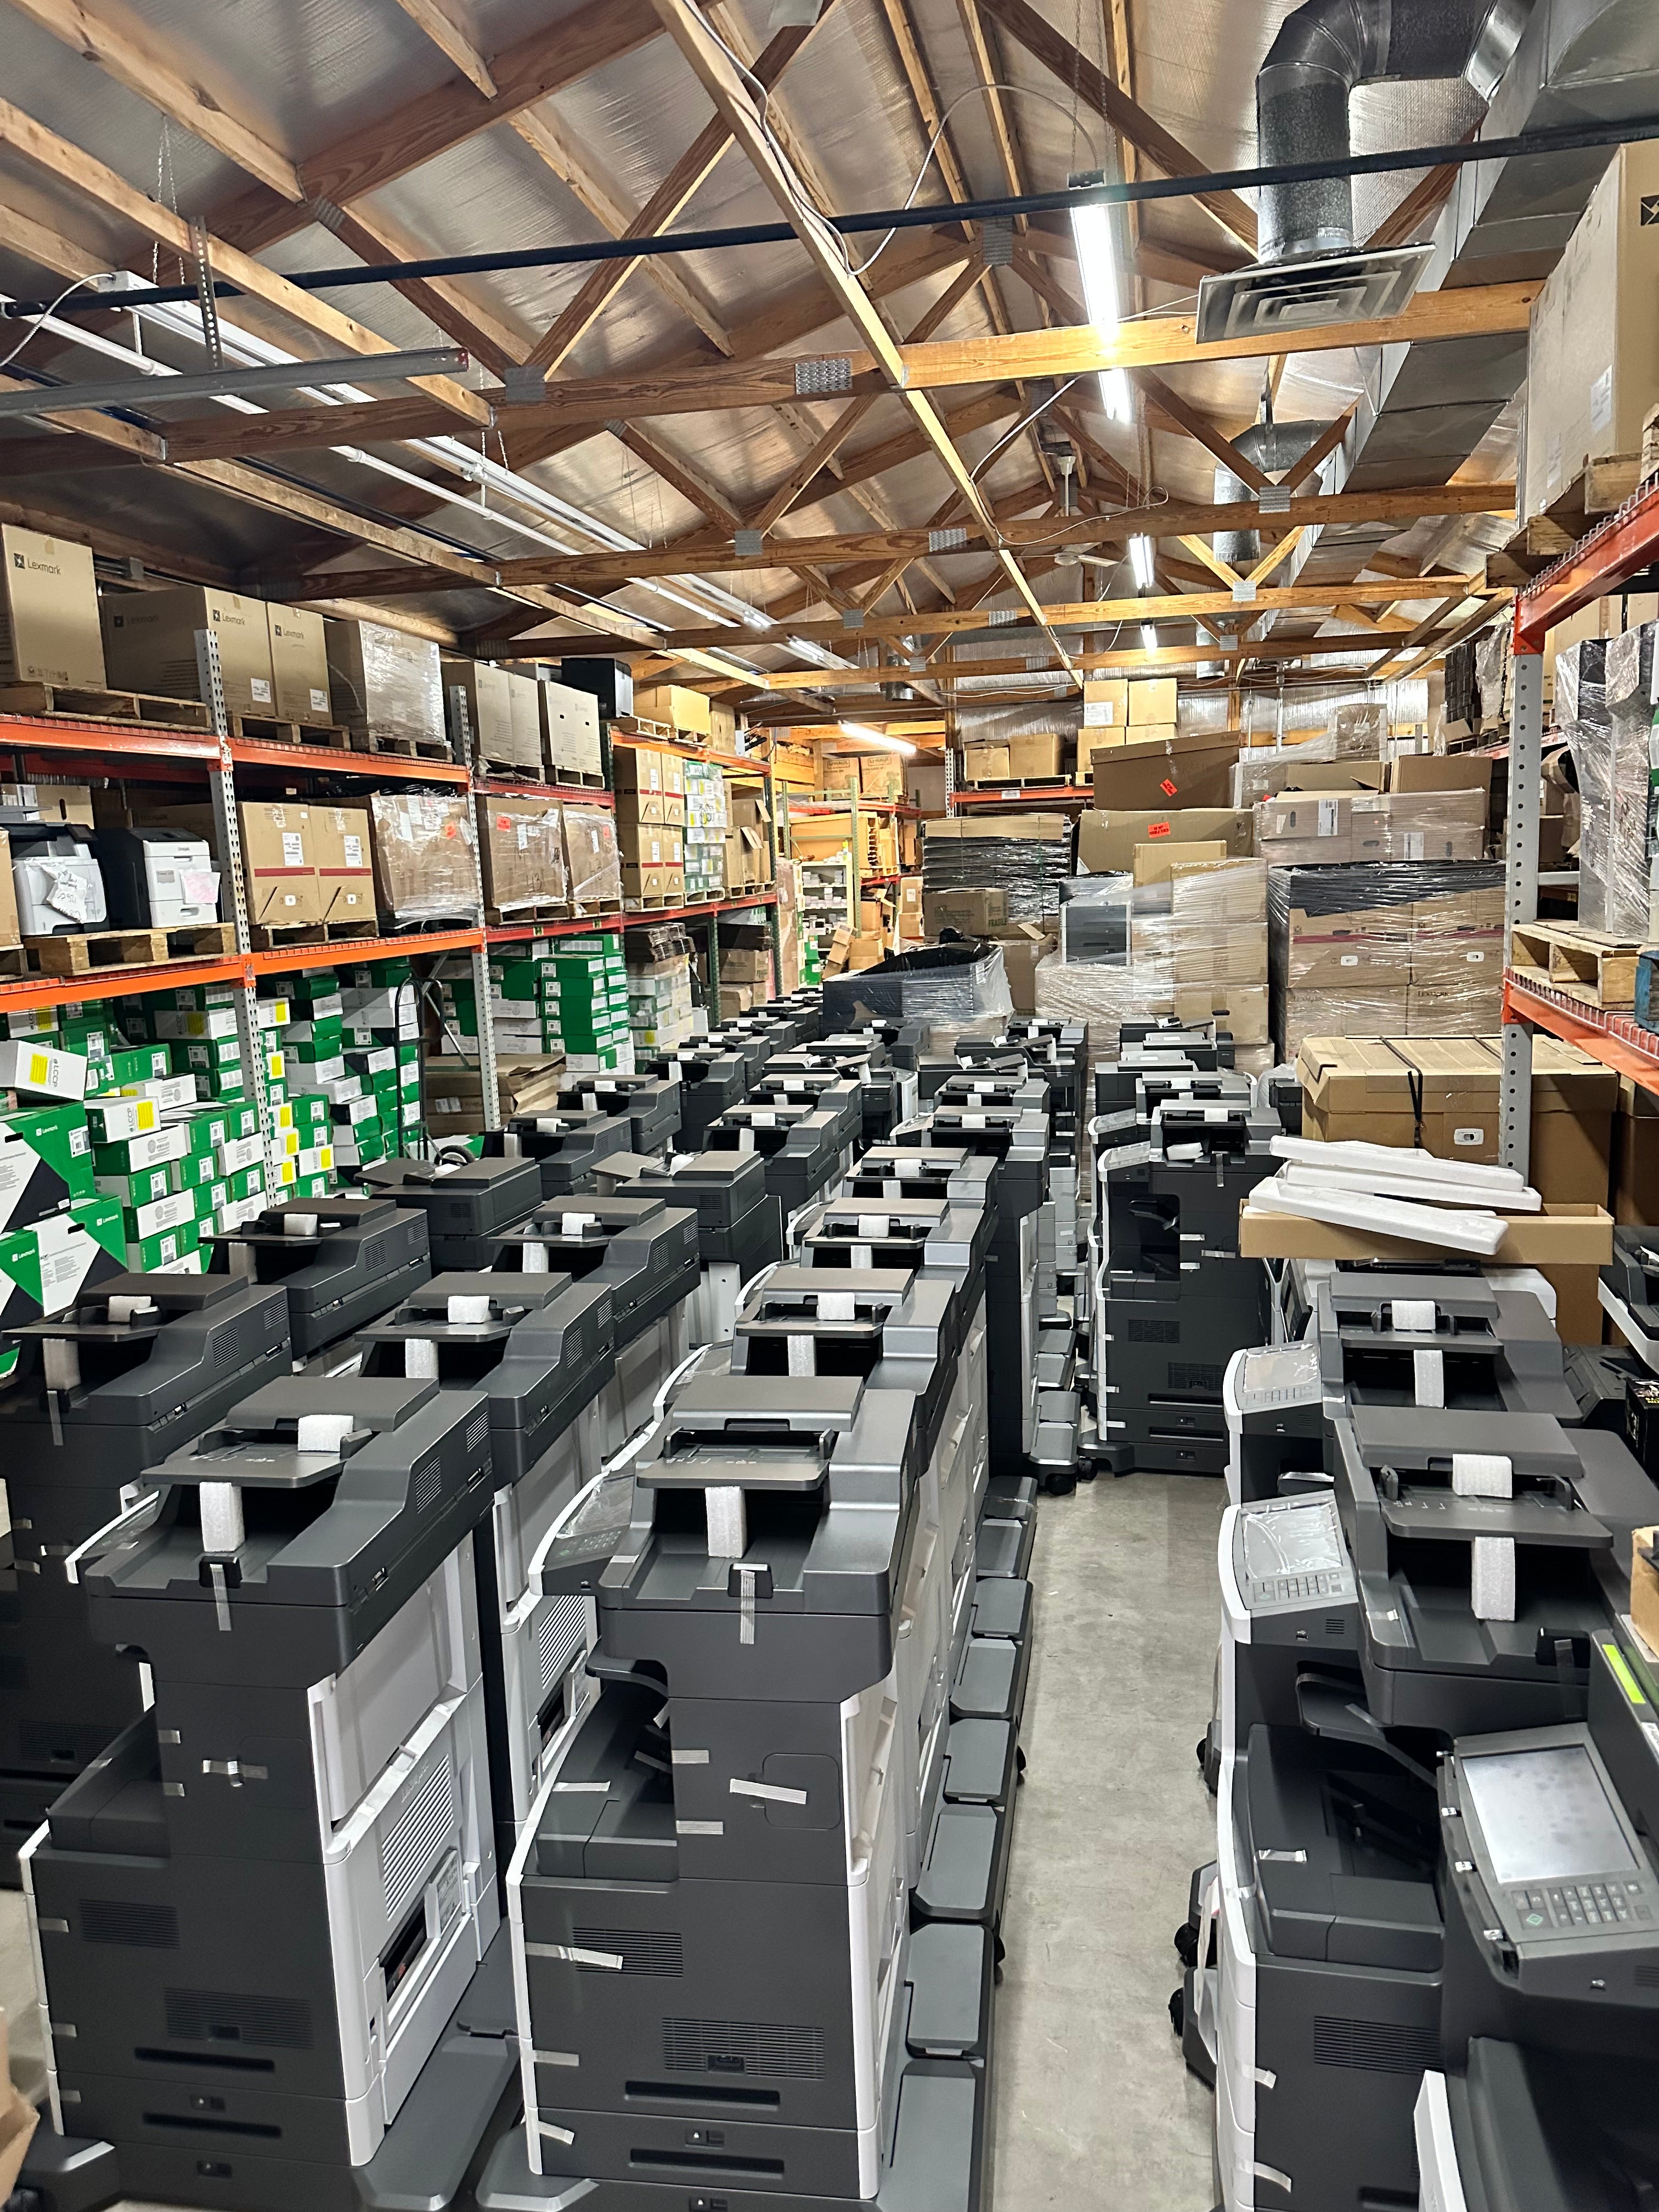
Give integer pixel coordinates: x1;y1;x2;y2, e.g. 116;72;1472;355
1250;1571;1347;1605
1522;1881;1648;1929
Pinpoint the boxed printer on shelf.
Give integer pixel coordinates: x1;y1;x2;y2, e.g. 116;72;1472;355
326;617;444;750
0;525;105;689
101;586;275;722
369;793;480;924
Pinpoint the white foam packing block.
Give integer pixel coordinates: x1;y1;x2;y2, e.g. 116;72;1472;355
448;1295;492;1325
1391;1299;1438;1333
1251;1175;1510;1257
405;1338;439;1379
1471;1536;1516;1622
297;1413;354;1454
1413;1348;1445;1408
1280;1161;1542;1214
816;1291;855;1322
1271;1133;1526;1194
1452;1453;1513;1498
284;1212;321;1238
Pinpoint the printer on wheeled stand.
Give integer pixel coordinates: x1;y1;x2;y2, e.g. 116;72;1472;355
0;1269;291;1882
18;1373;514;2212
359;1154;543;1271
206;1193;431;1359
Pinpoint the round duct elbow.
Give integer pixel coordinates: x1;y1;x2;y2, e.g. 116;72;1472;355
1214;421;1328;568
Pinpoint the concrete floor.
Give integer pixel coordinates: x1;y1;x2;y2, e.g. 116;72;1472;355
993;1471;1223;2212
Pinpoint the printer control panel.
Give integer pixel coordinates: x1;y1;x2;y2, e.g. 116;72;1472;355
1235;1496;1356;1615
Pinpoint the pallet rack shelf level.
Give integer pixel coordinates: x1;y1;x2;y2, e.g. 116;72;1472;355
1499;471;1659;1169
1502;972;1659;1099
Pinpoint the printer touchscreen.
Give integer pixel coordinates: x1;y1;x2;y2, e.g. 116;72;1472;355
1462;1742;1638;1887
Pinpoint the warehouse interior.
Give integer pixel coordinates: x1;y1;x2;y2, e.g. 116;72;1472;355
0;1;1654;2208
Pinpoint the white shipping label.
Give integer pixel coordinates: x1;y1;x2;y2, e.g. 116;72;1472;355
1590;365;1614;437
1453;1126;1486;1147
309;687;330;716
281;833;304;866
1317;799;1339;838
1403;831;1425;860
343;836;363;868
1465;949;1485;964
250;678;272;704
1340;953;1359;967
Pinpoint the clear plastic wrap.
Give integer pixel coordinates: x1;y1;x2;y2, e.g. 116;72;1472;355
474;795;569;916
1232;733;1339;806
1603;622;1657;941
1257;787;1486;866
1037;858;1271;1048
1330;701;1388;756
1558;637;1612;929
1475;625;1510;723
326;620;444;749
563;805;623;915
822;940;1013;1025
368;793;481;924
1269;861;1505;1061
921;814;1071;919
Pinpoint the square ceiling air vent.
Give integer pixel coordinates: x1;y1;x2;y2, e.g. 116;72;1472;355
1196;244;1436;346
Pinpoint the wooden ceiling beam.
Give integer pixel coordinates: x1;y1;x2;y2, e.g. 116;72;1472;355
523;0;843;377
972;0;1257;252
210;0;664;253
0;104;488;426
387;0;497;96
1;0;303;200
510;107;735;357
1137;369;1271;491
646;0;1066;667
320;201;532;382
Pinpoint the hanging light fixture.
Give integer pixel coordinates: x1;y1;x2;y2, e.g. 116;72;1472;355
1069;172;1133;425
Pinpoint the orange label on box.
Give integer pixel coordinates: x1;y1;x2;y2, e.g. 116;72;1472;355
1147;820;1172;837
1160;778;1178;798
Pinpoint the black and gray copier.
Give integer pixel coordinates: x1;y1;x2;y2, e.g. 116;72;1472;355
551;1072;682;1158
18;1373;510;2212
481;1104;635;1195
616;1150;782;1344
642;1043;747;1148
207;1193;430;1357
0;1271;291;1878
360;1154;543;1271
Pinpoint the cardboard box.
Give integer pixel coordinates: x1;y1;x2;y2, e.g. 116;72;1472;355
1524;140;1659;518
1000;922;1056;1013
1082;679;1128;729
1280;987;1408;1063
238;802;323;929
634;682;711;737
1076;806;1251;875
326;619;444;749
618;819;683;867
1386;754;1495;803
1092;730;1239;811
1133;838;1226;887
541;680;604;778
1283;905;1411;988
476;795;568;916
923;887;1008;938
858;753;905;799
443;658;523;771
962;743;1012;784
266;606;332;725
0;526;105;689
312;805;375;927
1128;676;1178;725
1408;928;1503;988
369;793;478;924
847;932;885;971
1008;734;1063;780
1173;982;1268;1045
102;586;275;720
1257;791;1353;864
1238;1198;1614;1275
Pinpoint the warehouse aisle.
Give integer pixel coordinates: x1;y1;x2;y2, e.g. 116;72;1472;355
994;1474;1223;2211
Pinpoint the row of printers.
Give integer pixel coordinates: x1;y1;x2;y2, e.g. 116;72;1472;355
3;986;1090;2212
1177;1245;1659;2211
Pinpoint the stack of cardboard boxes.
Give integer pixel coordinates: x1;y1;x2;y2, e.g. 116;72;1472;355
682;759;729;902
1079;677;1178;781
715;920;775;1016
474;794;569;921
631;683;711;740
960;733;1066;785
1256;786;1487;866
726;787;772;896
613;746;687;908
628;929;696;1052
442;659;543;777
1268;862;1505;1061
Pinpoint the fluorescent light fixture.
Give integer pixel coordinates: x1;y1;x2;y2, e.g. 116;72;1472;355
785;635;855;672
840;722;916;757
1140;624;1159;654
0;345;468;420
1069;172;1132;426
1128;534;1155;592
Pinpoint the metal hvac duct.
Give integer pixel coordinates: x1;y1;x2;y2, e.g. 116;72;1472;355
1256;0;1536;263
1214;420;1329;567
1197;0;1536;341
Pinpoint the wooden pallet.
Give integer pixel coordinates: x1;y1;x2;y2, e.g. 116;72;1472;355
347;731;456;762
1510;921;1640;1009
249;917;381;952
476;755;548;784
551;768;606;788
487;902;573;929
229;712;352;749
25;921;237;977
0;682;213;732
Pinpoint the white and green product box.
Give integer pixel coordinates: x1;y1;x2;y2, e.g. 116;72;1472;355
122;1188;198;1244
129;1219;202;1273
4;1008;57;1040
0;1104;95;1232
97;1163;174;1210
292;1173;333;1200
58;1018;111;1061
151;1006;240;1042
295;1144;334;1178
227;1165;265;1204
161;983;239;1013
193;1178;230;1224
215;1133;265;1177
113;1074;199;1112
171;1035;244;1075
0;1042;87;1103
87;1094;162;1145
92;1123;190;1178
0;1195;125;1327
108;1043;174;1087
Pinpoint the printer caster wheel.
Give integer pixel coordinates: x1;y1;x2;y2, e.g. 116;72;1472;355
993;1933;1007;1986
1173;1920;1200;1973
1041;1469;1076;1497
1167;1985;1184;2038
1015;1746;1026;1782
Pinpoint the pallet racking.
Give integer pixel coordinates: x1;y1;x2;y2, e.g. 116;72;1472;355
1500;478;1659;1157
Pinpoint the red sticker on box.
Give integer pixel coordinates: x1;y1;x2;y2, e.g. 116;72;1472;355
1147;821;1172;837
1160;778;1178;798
